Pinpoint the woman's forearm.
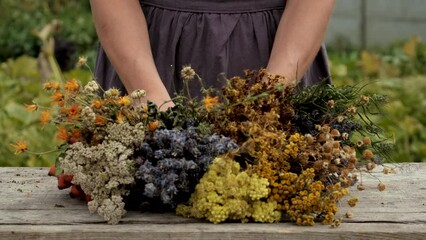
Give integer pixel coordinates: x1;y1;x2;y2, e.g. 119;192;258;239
90;0;173;106
267;0;335;82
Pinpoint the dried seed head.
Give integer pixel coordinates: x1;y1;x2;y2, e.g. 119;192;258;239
328;99;335;108
366;162;376;171
348;155;357;164
323;153;334;161
180;65;196;82
333;158;341;165
341;169;350;177
322;125;331;133
342;132;349;140
360;95;370;104
318;133;329;143
77;56;88;67
305;134;314;145
332;148;341;155
347;106;357;114
333;141;340;149
378;182;386;191
343;145;354;153
345;210;353;218
347;197;359;207
337;115;344;123
339;176;349;186
362;136;372;145
322;161;330;169
357;184;366;191
330;129;341;137
330;218;342;228
313;160;323;170
328;164;338;173
383;167;390;174
363;149;374;160
315;124;322;131
383;167;396;174
323;142;333;153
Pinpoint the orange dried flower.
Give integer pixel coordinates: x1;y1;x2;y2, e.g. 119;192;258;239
204;95;219;110
117;96;131;107
10;139;28;155
116;111;125;124
50;92;64;106
95;115;106;126
56;126;68;142
43;81;60;91
69;129;82;143
40;110;51;125
64;78;80;93
25;104;38;112
67;105;81;119
148;120;160;131
92;100;103;109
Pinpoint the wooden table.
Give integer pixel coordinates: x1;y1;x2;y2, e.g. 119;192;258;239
0;163;425;240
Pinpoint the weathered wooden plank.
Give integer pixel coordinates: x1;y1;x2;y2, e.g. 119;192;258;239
1;210;425;225
0;223;426;240
0;164;425;239
337;163;426;223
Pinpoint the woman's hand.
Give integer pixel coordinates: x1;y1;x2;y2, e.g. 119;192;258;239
267;0;335;83
90;0;173;108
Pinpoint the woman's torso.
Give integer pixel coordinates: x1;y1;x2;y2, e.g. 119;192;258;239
95;0;330;98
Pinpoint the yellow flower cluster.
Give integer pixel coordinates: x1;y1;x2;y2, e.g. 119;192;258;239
176;156;281;224
285;171;349;225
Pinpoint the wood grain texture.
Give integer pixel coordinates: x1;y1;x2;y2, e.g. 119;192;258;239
0;164;425;239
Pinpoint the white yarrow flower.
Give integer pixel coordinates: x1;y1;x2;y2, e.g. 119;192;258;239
130;89;146;99
84;81;100;93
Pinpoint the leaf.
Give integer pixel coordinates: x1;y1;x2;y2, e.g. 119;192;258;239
360;51;381;76
5;55;40;80
3;102;36;126
403;35;420;58
55;152;65;177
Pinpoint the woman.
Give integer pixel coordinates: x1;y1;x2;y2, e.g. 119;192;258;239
90;0;335;109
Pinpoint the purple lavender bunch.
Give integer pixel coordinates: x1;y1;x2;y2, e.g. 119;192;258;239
133;126;237;208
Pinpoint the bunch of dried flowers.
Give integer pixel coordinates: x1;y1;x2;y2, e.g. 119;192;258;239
13;64;392;225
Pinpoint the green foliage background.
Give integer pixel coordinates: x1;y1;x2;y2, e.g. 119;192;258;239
1;2;425;166
0;0;96;63
329;37;426;163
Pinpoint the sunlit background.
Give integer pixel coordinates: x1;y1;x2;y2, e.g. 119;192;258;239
1;0;425;166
